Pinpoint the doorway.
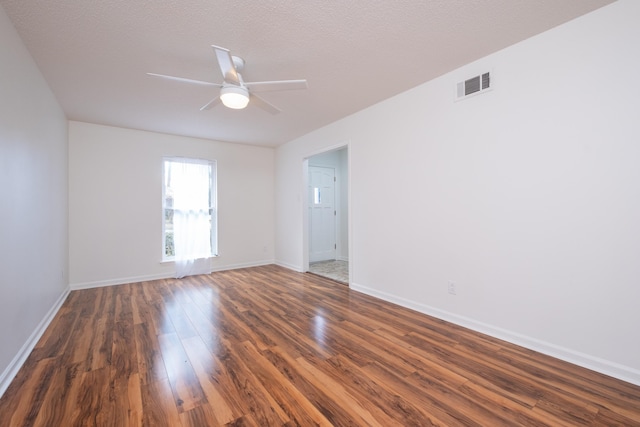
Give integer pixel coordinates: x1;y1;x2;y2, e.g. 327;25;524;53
308;166;336;262
305;146;349;284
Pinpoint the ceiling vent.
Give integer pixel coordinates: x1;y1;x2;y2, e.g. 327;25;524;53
456;72;491;100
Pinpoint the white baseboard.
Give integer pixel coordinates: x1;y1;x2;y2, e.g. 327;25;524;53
0;286;71;398
71;272;174;290
350;281;640;387
337;256;349;262
70;260;277;290
211;260;275;272
274;260;304;273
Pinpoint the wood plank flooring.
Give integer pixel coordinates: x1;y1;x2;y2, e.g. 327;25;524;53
1;264;639;426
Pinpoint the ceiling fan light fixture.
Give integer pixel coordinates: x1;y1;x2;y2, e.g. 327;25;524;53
220;85;249;109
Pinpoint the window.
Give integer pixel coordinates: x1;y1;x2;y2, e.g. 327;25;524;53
162;158;217;260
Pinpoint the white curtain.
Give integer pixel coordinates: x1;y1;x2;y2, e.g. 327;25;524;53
172;160;212;278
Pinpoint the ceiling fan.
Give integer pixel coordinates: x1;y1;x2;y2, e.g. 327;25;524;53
148;45;308;114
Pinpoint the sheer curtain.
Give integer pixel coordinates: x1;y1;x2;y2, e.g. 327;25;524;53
172;160;212;278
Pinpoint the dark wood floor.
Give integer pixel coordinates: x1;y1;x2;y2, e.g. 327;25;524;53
1;265;639;426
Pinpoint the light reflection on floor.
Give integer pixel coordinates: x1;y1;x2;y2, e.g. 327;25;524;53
313;314;327;350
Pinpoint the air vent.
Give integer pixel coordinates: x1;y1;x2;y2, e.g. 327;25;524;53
456;72;491;100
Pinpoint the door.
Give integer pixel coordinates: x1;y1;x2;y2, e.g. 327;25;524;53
308;166;336;262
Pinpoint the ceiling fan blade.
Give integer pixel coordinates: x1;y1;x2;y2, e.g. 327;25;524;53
147;72;221;87
200;96;221;111
245;79;308;93
211;45;240;85
250;93;281;115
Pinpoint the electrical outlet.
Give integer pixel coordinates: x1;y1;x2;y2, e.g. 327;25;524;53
447;281;456;295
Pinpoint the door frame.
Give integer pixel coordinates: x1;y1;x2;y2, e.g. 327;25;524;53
302;141;351;285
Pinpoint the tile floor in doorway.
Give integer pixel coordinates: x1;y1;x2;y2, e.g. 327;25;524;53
308;260;349;284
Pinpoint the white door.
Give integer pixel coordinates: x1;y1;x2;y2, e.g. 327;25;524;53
309;166;336;262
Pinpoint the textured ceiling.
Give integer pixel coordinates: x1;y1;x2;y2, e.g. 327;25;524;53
1;0;614;147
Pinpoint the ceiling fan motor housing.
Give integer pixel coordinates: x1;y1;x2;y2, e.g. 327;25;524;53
231;55;245;72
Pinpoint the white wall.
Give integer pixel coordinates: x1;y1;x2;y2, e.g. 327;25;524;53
275;0;640;384
69;122;275;288
0;5;69;395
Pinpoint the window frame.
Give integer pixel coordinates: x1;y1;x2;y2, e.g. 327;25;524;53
162;157;218;262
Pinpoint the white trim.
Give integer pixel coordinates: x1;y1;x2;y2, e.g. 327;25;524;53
71;272;175;290
337;255;349;262
346;143;353;285
302;159;310;272
275;260;304;273
350;281;640;387
70;260;277;290
210;260;275;272
0;287;71;398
